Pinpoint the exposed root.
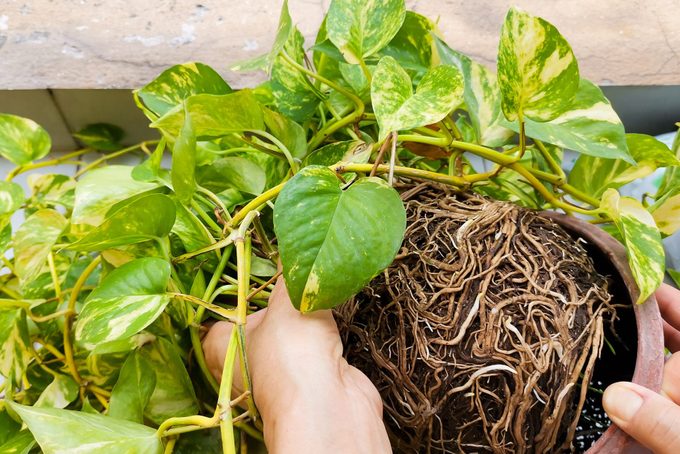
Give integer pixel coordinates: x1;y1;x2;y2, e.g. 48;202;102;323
336;182;614;453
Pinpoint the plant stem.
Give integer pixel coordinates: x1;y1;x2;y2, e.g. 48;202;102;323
191;199;222;235
63;255;101;385
218;327;239;454
75;141;159;177
6;148;92;181
246;130;298;173
252;216;275;259
534;139;566;183
228;185;284;229
335;163;469;187
169;293;238;322
46;252;63;305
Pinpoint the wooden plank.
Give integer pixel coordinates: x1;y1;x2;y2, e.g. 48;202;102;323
0;0;678;89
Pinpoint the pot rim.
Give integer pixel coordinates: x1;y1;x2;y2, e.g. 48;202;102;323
542;211;664;454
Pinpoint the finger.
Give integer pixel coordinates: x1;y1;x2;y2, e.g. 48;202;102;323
603;382;680;454
266;274;336;323
664;320;680;353
657;284;680;331
662;352;680;405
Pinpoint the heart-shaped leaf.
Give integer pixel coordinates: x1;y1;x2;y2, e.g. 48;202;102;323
651;189;680;236
171;109;197;203
570;133;678;197
72;166;161;226
0;113;51;165
197;157;267;195
509;79;632;162
326;0;405;64
497;7;579;122
15;209;68;287
152;90;263;139
372;56;463;141
8;402;163;454
74;257;171;349
0;181;24;215
600;189;665;304
136;62;232;119
0;308;32;383
69;194;176;251
436;38;513;147
108;350;157;423
379;11;435;82
274;166;406;312
73;123;124;151
230;0;292;73
34;375;79;409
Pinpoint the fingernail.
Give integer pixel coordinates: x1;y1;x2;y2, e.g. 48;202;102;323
603;383;644;422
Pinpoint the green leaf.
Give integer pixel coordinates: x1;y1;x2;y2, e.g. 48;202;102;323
230;0;292;73
152;90;264;139
668;269;680;288
72;166;161;226
35;374;79;409
108;350;156;423
28;174;76;210
326;0;406;64
74;258;171;349
436;38;513;147
271;28;321;123
73;123;124;151
8;402;163;454
69;194;176;251
14;209;68;287
171;200;215;258
274;166;406;312
0;181;24;215
263;108;307;159
303;140;371;167
379;11;435;80
197;157;267;195
570;133;678;197
132;139;166;183
140;337;199;424
372;56;463;141
0;431;36;454
136;62;232;118
513;79;632;162
497;7;579;122
0;410;21;445
171;109;197;203
600;189;665;304
0;113;51;165
651;190;680;236
0;308;31;383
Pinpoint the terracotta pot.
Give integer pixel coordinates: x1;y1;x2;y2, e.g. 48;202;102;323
544;212;665;454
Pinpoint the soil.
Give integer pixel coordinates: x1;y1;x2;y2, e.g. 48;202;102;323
336;181;618;454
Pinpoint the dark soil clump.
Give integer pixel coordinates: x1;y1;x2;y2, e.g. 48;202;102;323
336;182;615;453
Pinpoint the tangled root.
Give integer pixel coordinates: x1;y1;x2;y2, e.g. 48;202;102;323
336;182;614;453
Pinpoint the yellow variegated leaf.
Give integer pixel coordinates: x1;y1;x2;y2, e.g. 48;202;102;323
601;189;665;304
651;192;680;236
497;7;579;122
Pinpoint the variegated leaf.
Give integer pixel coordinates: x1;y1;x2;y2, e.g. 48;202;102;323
372;56;464;141
274;166;406;312
108;350;156;423
151;90;264;139
0;431;36;453
8;402;163;454
497;7;579;122
303;140;371;167
135;62;231;119
73;123;124;151
0;113;51;165
69;194;175;251
510;79;632;162
35;375;79;409
651;190;680;236
28;174;75;211
0;181;24;215
74;257;171;349
436;38;513;147
379;11;436;81
171;108;197;203
271;27;321;123
600;189;665;304
72;166;161;226
326;0;406;64
569;133;678;197
230;0;292;73
140;337;199;424
14;209;68;287
656;127;680;199
0;308;31;383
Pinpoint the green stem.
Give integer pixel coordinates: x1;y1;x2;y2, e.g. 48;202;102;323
6;148;92;181
75;141;159;177
228;185;284;229
191;199;222;235
169;293;238;321
246;130;298;173
252;215;275;258
534;139;566;183
335;162;469;187
218;327;239;454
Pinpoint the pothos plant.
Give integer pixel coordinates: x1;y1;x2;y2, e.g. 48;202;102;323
0;0;678;452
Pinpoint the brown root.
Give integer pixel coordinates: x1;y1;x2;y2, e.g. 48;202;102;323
335;182;614;453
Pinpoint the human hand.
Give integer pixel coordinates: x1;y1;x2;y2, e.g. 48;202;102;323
603;284;680;453
202;273;391;454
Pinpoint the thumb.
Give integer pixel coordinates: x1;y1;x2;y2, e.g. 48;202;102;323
603;382;680;454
